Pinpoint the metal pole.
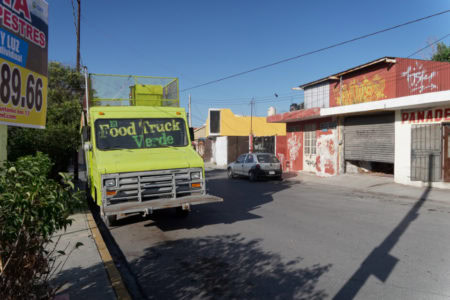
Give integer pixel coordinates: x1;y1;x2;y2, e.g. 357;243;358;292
250;98;254;153
188;94;192;127
74;0;81;181
250;98;254;136
76;0;80;72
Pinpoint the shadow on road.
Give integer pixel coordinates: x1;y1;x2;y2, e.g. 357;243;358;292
131;233;331;299
333;185;432;299
52;263;115;299
137;169;299;231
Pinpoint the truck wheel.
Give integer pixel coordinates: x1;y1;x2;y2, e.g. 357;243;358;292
103;214;117;227
249;171;257;182
176;207;190;218
227;168;235;179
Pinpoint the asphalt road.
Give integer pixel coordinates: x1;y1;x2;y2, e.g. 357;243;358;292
108;169;450;300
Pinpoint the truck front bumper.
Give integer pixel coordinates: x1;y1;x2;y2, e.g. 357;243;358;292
103;194;223;215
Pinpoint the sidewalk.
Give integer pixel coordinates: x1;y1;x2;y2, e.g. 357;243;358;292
206;162;450;204
50;213;117;300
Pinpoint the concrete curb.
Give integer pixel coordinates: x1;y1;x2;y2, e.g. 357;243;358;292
85;212;131;300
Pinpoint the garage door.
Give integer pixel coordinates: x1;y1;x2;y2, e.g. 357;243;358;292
344;113;395;163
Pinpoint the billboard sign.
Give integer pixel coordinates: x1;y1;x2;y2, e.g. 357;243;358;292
0;0;48;129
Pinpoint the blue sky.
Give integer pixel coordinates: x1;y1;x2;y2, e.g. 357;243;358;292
47;0;450;127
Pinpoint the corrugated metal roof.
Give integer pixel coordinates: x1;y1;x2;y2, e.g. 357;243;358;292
294;56;396;90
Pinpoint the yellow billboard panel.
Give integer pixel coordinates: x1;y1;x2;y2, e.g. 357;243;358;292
0;58;47;128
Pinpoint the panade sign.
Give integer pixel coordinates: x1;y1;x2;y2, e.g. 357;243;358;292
0;0;48;129
401;107;450;124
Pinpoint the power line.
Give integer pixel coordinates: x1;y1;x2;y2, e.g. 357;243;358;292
181;9;450;92
407;32;450;58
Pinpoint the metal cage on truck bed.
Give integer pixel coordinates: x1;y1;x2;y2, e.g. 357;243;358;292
87;73;179;107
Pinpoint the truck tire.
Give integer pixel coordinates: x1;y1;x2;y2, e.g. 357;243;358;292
103;214;117;227
176;207;190;218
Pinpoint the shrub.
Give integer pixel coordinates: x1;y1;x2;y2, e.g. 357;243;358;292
0;152;83;299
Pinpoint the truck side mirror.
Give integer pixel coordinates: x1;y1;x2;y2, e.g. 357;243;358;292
189;127;195;142
83;142;92;152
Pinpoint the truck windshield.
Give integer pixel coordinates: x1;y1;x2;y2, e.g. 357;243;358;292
95;118;187;150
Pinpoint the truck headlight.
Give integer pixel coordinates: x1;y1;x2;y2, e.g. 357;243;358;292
104;179;116;187
190;172;201;180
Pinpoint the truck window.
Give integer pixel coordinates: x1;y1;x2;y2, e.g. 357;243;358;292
95;118;187;150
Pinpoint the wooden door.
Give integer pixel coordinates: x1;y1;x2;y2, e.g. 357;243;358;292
444;125;450;182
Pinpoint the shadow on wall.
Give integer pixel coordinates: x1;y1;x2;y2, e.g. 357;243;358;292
131;234;332;300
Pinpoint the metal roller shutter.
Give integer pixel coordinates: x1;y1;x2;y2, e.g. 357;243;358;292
344;113;395;163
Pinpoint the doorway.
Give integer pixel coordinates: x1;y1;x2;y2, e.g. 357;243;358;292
444;125;450;182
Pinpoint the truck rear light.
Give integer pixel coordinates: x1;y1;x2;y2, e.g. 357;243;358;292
106;190;117;196
191;183;201;188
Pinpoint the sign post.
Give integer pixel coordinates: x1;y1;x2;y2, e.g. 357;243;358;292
0;0;49;163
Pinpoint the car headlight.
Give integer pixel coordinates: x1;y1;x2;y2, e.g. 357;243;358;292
190;172;201;180
104;179;116;187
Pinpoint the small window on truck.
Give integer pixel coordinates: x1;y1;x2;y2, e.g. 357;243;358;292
94;118;187;150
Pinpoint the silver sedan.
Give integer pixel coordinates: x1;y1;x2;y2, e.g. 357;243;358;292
227;152;282;181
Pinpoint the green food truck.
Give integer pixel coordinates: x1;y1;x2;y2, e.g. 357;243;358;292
81;73;222;226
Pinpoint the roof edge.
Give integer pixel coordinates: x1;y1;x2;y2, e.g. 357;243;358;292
296;56;396;90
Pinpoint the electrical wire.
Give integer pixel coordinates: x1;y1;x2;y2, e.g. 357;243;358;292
407;33;450;58
181;9;450;92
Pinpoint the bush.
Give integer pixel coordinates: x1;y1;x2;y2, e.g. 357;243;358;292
0;152;83;299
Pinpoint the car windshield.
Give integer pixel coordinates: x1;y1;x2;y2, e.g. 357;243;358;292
257;154;279;163
95;118;187;150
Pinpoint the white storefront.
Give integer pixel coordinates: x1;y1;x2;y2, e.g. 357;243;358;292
321;90;450;189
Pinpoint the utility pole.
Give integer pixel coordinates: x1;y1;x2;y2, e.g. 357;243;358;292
249;98;254;152
76;0;80;72
74;0;81;181
188;94;192;127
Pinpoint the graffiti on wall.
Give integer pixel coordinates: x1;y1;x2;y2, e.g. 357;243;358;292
401;62;437;93
278;153;286;170
315;134;337;176
305;159;317;167
333;74;386;106
288;134;301;162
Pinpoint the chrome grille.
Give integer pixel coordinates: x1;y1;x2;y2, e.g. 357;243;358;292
102;168;204;205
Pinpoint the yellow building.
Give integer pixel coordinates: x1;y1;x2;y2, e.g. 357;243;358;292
206;108;285;137
204;109;286;166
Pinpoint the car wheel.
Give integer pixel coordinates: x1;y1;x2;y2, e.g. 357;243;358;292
227;167;235;178
276;175;283;181
249;171;257;182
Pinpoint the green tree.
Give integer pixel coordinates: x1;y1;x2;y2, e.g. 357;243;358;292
7;62;83;177
431;42;450;62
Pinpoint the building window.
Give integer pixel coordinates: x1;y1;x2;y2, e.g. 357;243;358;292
304;124;316;155
210;110;220;134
